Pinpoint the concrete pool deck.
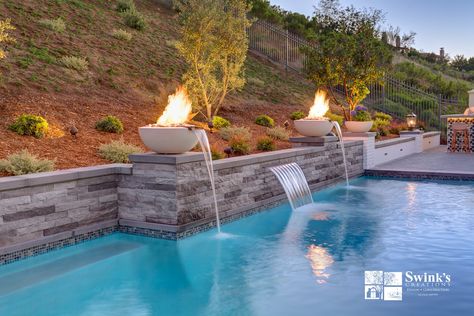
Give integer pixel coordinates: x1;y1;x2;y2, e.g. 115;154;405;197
366;146;474;180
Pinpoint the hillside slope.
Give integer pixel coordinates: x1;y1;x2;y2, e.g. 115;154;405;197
0;0;319;170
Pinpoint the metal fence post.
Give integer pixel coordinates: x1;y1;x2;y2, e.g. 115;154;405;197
285;29;289;74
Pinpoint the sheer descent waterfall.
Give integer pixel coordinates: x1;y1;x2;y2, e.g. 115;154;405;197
270;163;314;210
192;129;221;232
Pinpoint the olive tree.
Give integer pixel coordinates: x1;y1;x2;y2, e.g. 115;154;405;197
303;0;392;120
175;0;252;121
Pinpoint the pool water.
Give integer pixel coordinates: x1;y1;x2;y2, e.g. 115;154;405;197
1;177;473;316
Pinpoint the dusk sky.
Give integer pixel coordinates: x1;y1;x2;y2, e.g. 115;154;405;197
271;0;474;58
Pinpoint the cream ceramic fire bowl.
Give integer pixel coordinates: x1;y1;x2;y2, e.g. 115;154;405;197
139;126;198;154
294;119;333;137
345;121;373;133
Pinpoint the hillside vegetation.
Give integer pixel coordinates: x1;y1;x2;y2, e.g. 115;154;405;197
0;0;319;170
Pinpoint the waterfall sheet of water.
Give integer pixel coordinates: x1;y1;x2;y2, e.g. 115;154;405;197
192;129;221;233
270;163;314;211
332;121;349;186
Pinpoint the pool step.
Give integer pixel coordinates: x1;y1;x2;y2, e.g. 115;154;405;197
0;242;141;296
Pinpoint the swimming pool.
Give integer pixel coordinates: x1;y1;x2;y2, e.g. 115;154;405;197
0;177;473;316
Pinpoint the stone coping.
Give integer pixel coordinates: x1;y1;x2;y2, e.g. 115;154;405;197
423;131;441;138
440;114;474;119
129;152;204;164
375;136;415;149
365;169;474;181
342;132;377;137
0;164;132;191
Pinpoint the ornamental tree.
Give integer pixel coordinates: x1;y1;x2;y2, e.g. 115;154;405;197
0;19;15;60
175;0;252;121
303;0;392;120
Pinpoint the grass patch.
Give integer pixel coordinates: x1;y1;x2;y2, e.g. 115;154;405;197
98;139;142;163
17;56;34;69
256;137;275;151
219;126;251;141
39;17;66;33
0;150;54;175
116;0;135;12
30;47;56;64
266;126;289;140
112;29;132;41
60;56;88;71
255;114;275;127
122;8;146;31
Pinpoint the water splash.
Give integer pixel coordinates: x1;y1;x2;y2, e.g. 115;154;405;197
270;163;314;211
331;121;349;186
192;129;221;233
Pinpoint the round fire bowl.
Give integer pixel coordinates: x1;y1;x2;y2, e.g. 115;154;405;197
294;119;333;137
139;126;198;154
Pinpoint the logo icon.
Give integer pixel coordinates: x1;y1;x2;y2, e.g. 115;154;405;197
365;271;402;301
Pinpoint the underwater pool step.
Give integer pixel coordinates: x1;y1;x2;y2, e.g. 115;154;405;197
0;242;141;296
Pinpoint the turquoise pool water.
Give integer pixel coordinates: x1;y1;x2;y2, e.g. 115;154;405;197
1;177;473;316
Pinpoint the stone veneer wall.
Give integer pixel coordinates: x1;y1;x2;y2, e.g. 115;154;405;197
0;165;131;252
1;140;363;260
119;140;364;232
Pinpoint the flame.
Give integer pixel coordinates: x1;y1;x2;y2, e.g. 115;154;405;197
307;90;329;120
156;86;192;126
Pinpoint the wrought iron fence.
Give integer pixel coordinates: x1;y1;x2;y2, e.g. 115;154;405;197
247;19;466;136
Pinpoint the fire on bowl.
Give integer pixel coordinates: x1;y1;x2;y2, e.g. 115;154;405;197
139;126;198;154
294;119;333;137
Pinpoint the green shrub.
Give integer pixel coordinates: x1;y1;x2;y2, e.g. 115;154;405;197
266;126;289;140
39;17;66;33
370;118;391;133
0;150;54;175
30;47;56;64
116;0;135;12
255;114;274;127
352;110;372;122
256;137;275;151
290;111;306;120
212;116;231;129
211;148;224;160
60;56;88;71
374;112;392;121
326;112;344;126
9;114;49;138
123;8;146;31
95;116;124;133
219;126;251;141
98;139;142;163
112;29;132;41
229;135;250;155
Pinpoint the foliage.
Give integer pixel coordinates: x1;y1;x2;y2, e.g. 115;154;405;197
290;111;306;120
266;126;289;140
256;137;275;151
229;135;250;155
325;112;344;126
219;126;251;141
0;19;15;60
0;150;54;175
248;0;316;39
303;0;392;120
95;115;124;133
374;112;392;122
112;29;132;41
39;17;66;33
370;118;390;132
175;0;252;120
9;114;49;138
211;147;224;160
117;0;135;12
30;46;56;64
351;106;372;122
60;56;88;71
98;139;142;163
212;116;231;129
246;77;265;87
255;114;274;127
122;8;146;30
